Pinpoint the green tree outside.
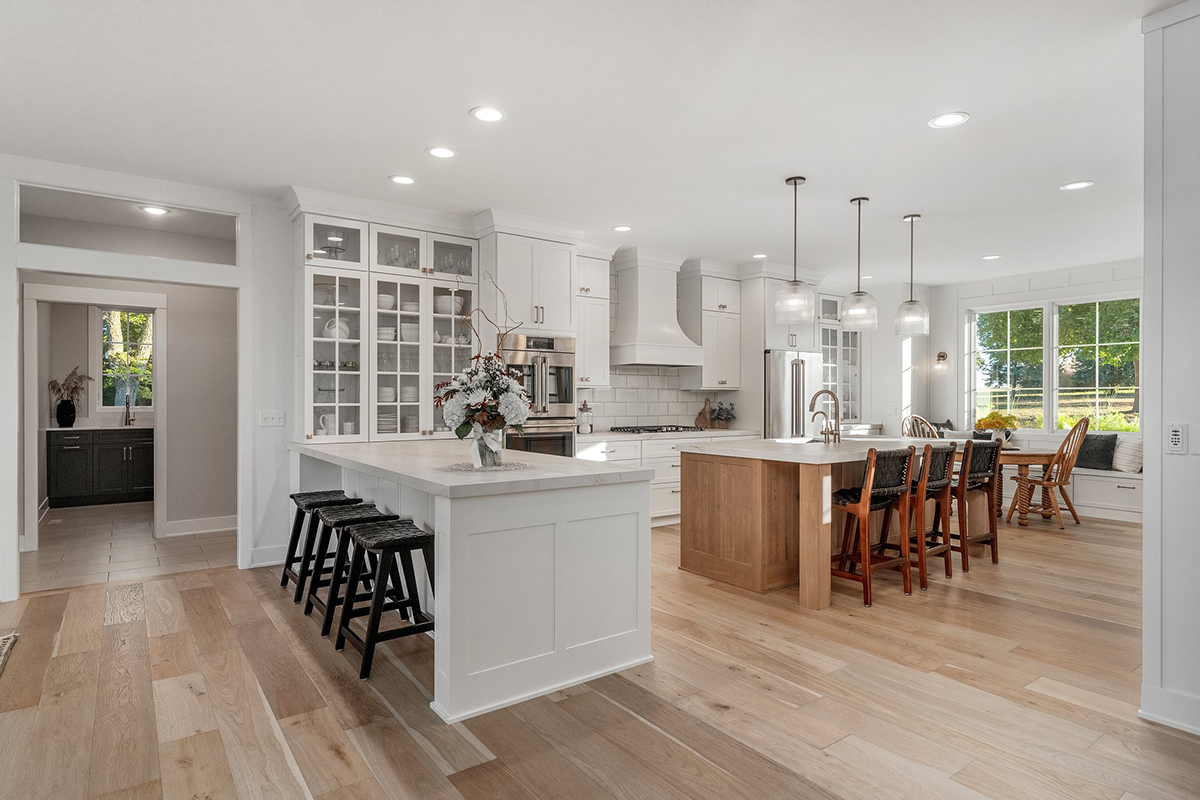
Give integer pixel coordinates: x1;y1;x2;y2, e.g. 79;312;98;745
102;309;154;406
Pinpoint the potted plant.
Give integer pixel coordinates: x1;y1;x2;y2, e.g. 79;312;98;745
48;367;93;428
712;401;736;430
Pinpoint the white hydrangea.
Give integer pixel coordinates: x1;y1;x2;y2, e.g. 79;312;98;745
464;387;488;407
442;394;467;431
498;391;530;426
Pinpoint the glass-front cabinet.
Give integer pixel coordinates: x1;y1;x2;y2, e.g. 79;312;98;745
369;224;478;281
303;214;367;271
305;268;366;442
367;275;475;440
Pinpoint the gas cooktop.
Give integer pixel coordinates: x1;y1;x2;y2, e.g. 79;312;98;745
609;425;704;434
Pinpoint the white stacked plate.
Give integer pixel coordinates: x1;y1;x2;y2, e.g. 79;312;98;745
401;417;419;433
379;388;397;402
398;387;420;403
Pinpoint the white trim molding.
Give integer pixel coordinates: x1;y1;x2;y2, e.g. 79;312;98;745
158;515;237;537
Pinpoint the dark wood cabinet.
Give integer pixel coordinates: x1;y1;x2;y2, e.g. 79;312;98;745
47;428;154;507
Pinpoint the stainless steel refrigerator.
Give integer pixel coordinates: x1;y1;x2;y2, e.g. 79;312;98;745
764;350;824;440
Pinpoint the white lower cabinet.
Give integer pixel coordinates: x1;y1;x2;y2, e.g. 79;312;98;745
575;295;609;387
652;484;684;516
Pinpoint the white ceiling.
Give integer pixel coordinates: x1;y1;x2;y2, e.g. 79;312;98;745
0;1;1167;285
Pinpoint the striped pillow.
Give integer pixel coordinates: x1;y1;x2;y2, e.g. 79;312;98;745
1111;438;1143;473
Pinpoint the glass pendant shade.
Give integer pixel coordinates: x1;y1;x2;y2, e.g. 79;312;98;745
894;299;930;337
841;290;878;331
775;279;817;324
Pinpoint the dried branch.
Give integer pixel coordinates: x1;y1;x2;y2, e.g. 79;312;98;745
467;272;524;357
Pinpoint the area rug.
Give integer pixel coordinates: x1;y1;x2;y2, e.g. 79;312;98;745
0;633;16;679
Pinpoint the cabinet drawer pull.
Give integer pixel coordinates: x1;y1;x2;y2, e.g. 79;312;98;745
671;489;682;494
1117;484;1136;490
61;435;81;440
602;449;617;454
671;463;680;468
61;445;81;450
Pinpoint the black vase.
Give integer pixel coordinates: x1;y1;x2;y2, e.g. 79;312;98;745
56;399;76;428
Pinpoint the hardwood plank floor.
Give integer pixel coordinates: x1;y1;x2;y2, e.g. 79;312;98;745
1;516;1198;800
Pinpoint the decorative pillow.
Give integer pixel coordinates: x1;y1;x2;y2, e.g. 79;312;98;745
1111;438;1143;473
930;419;956;434
941;429;974;439
1076;433;1118;471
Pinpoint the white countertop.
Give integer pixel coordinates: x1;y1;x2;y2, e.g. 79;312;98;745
45;425;155;432
290;439;656;498
681;436;1057;464
579;428;761;442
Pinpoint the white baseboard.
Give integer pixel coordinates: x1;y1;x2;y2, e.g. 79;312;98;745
251;544;287;568
1075;506;1143;524
158;514;238;537
1140;683;1200;736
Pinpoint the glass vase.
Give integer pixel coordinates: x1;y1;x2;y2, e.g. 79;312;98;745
472;430;503;468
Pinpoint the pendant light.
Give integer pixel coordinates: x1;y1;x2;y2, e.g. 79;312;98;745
774;176;817;325
841;197;878;331
895;213;930;336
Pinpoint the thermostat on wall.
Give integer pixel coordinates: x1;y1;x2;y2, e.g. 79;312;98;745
1166;424;1188;454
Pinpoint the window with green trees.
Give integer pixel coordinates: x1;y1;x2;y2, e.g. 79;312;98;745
100;308;153;407
971;297;1140;432
1056;299;1139;431
973;307;1044;428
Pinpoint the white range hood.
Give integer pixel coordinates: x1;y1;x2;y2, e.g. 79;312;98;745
610;247;704;367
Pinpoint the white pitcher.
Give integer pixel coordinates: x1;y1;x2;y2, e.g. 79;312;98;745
317;413;336;435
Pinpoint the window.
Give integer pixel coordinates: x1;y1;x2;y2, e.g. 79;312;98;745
973;307;1044;428
1056;299;1139;431
100;308;153;408
969;297;1140;433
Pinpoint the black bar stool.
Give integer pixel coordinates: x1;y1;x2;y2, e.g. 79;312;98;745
303;503;401;630
282;490;362;599
336;519;435;680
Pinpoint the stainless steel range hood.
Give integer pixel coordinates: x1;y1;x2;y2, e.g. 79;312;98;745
609;247;704;366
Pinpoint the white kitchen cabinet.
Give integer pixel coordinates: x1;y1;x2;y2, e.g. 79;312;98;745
680;310;740;390
701;276;740;313
577;256;610;299
491;234;576;335
371;224;478;282
575;295;609;387
302;214;368;271
303;267;367;442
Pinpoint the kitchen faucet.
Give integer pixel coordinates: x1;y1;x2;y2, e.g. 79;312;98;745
808;389;841;443
124;392;135;426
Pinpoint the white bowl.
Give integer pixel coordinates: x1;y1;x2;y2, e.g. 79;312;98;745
433;295;465;315
399;323;420;341
377;328;397;342
399;301;420;313
377;295;396;311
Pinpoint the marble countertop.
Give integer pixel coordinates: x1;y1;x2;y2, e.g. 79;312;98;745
579;429;761;442
290;440;656;499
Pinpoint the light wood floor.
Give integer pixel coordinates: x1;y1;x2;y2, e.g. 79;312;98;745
2;515;1198;800
19;502;237;593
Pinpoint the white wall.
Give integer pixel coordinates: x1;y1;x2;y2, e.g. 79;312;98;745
927;259;1143;432
23;272;239;528
46;302;91;419
35;302;51;508
1142;0;1200;735
861;282;932;434
20;214;236;265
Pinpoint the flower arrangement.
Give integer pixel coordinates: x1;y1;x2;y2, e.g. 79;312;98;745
712;401;736;428
434;353;531;466
975;410;1017;430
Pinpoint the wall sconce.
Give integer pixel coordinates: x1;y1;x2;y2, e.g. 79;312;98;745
934;351;948;370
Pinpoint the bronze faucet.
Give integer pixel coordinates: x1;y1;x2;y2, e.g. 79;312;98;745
124;392;135;426
808;390;841;443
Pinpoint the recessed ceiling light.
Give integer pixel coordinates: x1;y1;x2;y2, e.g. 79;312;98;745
928;111;970;128
470;106;505;122
752;254;768;259
613;225;632;232
389;175;415;185
1059;180;1094;191
427;146;456;158
140;206;170;215
982;254;1002;260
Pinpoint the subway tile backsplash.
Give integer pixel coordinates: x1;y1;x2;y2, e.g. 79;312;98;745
576;264;732;430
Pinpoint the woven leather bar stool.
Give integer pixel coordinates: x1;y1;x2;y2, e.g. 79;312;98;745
282;491;362;596
949;439;1002;571
880;442;957;590
336;519;435;680
831;446;915;607
303;503;401;626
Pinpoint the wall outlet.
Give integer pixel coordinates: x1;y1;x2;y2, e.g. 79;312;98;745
1166;423;1188;454
259;410;286;427
886;406;898;416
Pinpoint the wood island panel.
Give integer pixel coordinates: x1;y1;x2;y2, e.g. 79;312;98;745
679;452;798;593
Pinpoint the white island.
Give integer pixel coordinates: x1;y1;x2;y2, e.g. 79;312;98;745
289;439;655;723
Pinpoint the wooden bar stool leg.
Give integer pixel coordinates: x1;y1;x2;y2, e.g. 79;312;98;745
957;490;971;573
304;521;335;616
336;542;366;651
359;548;394;680
987;483;1000;563
321;528;352;636
293;515;323;603
398;548;426;622
912;499;928;591
899;500;912;596
837;513;854;573
281;506;306;587
858;514;873;607
936;498;952;577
